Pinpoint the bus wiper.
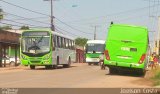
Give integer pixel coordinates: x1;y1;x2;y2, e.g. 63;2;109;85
28;41;40;51
37;36;44;43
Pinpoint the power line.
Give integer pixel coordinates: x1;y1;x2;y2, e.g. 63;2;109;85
0;22;44;28
55;25;80;37
55;18;93;34
62;3;160;23
0;0;93;35
0;0;50;17
3;18;49;28
4;12;50;25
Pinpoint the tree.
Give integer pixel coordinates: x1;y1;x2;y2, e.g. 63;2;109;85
0;25;12;30
20;25;29;30
75;37;88;47
0;8;3;20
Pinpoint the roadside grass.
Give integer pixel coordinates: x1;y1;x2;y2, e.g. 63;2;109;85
149;67;160;86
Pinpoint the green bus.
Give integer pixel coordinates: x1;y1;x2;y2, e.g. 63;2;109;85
104;24;149;74
85;40;105;65
20;29;76;69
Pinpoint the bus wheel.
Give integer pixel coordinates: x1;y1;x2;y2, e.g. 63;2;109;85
88;62;91;65
138;69;146;76
63;57;71;68
109;67;117;74
45;65;52;69
30;65;35;69
53;65;57;69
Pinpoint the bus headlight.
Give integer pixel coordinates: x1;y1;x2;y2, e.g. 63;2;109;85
21;55;27;60
44;54;51;60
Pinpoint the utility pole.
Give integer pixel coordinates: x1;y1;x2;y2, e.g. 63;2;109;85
91;25;100;40
44;0;55;31
50;0;55;31
157;16;160;55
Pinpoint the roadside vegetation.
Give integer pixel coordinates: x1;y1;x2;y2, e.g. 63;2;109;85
146;67;160;86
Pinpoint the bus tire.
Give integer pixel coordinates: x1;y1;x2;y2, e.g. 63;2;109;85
88;62;92;65
53;65;57;69
63;57;71;68
109;67;117;74
30;65;35;69
138;69;146;76
45;65;52;69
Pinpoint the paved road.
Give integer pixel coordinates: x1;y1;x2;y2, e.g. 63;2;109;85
0;63;152;88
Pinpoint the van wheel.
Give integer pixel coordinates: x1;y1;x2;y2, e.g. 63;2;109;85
30;65;35;69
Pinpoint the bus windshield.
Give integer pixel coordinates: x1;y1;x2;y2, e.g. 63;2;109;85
22;36;50;54
86;44;105;53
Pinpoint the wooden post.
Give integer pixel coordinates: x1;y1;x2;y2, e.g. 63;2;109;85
3;45;6;67
15;44;17;66
0;43;2;67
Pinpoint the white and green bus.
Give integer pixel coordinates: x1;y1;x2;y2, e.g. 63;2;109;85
20;29;76;69
85;40;105;65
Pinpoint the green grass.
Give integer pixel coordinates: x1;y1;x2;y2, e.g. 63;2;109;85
151;68;160;86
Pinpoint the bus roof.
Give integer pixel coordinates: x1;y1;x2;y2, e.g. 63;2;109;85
87;40;105;44
22;29;75;40
110;24;147;30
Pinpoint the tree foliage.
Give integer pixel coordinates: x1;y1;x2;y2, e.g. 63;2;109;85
0;25;12;30
20;25;29;30
0;8;3;20
75;37;88;47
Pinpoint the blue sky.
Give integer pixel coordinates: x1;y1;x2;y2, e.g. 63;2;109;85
0;0;159;43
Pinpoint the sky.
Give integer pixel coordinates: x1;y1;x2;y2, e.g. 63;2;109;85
0;0;160;44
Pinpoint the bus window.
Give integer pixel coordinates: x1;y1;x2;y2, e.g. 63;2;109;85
61;37;63;48
63;38;66;48
66;39;69;49
57;36;60;48
53;35;57;47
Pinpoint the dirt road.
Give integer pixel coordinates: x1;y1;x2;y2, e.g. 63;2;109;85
0;63;152;88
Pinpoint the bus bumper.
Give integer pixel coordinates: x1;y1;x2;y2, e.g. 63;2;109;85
86;58;99;63
104;59;145;69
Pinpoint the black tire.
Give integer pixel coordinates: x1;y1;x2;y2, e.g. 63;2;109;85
30;65;35;69
53;65;58;69
88;62;92;65
137;69;146;76
63;57;71;68
109;67;117;74
94;62;99;66
45;65;52;69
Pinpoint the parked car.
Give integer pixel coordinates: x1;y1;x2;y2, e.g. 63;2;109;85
2;56;20;66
